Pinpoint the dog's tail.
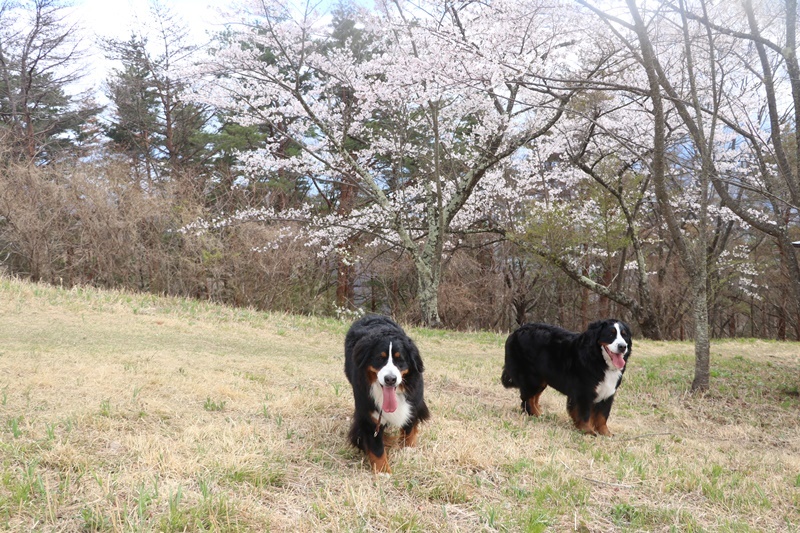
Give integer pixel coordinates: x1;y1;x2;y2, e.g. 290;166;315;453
501;331;518;389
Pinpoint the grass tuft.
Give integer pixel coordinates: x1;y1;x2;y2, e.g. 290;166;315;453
203;397;227;412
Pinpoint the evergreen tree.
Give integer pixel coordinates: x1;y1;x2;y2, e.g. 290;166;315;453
0;0;100;162
104;35;161;181
103;3;216;185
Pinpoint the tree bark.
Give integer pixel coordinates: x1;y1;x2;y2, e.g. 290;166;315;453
690;250;711;391
626;0;711;389
415;252;442;327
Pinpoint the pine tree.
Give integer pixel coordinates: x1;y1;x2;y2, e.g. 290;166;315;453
0;0;100;162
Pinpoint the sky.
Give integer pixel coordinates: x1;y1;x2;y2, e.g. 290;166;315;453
66;0;231;96
70;0;229;43
63;0;353;100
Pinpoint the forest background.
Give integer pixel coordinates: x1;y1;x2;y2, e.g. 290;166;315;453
1;0;799;391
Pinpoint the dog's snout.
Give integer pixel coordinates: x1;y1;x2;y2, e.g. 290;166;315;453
615;342;627;353
383;374;397;387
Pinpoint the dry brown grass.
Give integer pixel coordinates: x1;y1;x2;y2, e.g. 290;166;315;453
0;276;798;532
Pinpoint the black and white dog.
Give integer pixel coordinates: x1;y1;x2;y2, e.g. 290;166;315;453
344;315;429;473
501;319;632;436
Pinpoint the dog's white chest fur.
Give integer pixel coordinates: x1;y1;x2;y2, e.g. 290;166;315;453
370;382;412;428
595;369;622;403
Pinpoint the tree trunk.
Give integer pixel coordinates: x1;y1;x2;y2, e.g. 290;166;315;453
416;265;441;328
335;175;357;309
581;264;589;325
635;311;662;341
336;257;354;308
626;0;711;388
690;261;711;391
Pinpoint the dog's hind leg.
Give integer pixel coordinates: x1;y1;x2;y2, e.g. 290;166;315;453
400;422;420;447
520;381;547;416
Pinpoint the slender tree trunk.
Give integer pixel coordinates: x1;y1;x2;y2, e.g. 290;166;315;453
691;254;711;391
777;232;800;339
626;0;711;388
336;259;355;308
416;101;445;328
600;267;611;318
416;259;441;327
336;175;357;309
581;264;589;325
777;304;787;341
25;116;36;160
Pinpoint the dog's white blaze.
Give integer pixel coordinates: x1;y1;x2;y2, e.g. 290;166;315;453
371;341;412;427
613;322;628;353
595;369;622;402
376;342;403;387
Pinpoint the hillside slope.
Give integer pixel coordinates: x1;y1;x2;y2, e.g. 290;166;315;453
0;277;798;531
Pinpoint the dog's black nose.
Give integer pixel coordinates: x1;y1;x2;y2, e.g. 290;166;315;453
383;375;397;386
616;343;627;353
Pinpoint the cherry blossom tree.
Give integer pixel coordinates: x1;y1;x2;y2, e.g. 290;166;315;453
194;0;607;326
570;0;798;389
669;0;800;339
568;0;721;390
511;86;666;339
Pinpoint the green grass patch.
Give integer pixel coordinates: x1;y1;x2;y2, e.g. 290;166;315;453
610;501;701;530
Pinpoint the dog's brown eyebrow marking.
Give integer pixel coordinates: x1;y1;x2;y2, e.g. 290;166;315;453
380;352;388;358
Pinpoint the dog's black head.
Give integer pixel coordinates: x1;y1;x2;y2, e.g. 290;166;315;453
586;319;632;370
354;328;423;412
356;329;423;379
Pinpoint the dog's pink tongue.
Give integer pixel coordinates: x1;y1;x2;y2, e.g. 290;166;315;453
611;351;626;370
382;386;398;413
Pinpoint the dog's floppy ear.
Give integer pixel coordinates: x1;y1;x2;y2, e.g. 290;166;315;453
585;320;606;335
353;337;378;369
579;320;605;361
583;320;603;342
405;337;424;374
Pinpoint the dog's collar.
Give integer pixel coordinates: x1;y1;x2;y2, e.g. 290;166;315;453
374;409;384;437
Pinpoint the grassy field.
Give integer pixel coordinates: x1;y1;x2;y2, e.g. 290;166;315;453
0;277;798;532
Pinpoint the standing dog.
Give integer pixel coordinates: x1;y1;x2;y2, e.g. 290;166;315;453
501;319;632;436
344;315;429;473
